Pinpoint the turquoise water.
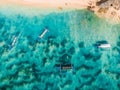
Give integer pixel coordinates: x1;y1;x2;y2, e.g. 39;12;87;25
0;9;120;90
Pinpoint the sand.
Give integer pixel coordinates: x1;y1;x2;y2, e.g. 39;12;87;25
0;0;120;23
0;0;90;9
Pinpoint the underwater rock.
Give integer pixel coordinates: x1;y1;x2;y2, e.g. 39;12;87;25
3;44;9;50
29;41;35;47
59;53;71;63
44;48;49;53
0;87;7;90
119;36;120;40
78;42;84;48
92;68;102;77
42;57;47;66
47;36;56;45
45;82;54;89
0;48;4;56
54;43;59;47
0;17;5;29
81;47;94;60
19;46;29;54
59;48;66;55
80;70;93;78
61;39;67;47
32;83;45;90
68;46;75;55
82;77;94;87
117;42;120;47
64;80;72;85
47;36;56;40
80;63;101;78
14;52;19;58
72;56;85;71
93;53;101;61
117;80;120;89
83;53;93;60
112;46;120;54
83;61;96;69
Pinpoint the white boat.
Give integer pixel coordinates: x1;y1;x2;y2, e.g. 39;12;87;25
11;37;17;47
8;32;22;52
98;44;111;48
8;36;18;50
9;33;21;49
39;29;48;38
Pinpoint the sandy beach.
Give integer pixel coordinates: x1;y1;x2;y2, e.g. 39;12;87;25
0;0;120;23
0;0;90;9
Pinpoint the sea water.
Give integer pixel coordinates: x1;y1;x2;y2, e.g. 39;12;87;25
0;7;120;90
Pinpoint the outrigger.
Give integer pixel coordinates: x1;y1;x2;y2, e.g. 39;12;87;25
11;36;17;47
55;63;73;74
9;35;18;50
39;28;48;39
8;32;22;50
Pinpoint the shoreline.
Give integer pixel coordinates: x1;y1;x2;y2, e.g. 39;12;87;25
0;0;120;23
0;0;90;17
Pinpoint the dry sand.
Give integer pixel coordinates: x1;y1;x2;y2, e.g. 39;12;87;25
0;0;90;9
0;0;120;23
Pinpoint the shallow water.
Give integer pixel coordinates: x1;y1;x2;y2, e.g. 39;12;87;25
0;9;120;90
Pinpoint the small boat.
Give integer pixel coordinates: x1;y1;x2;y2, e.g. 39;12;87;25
39;28;48;38
11;36;17;47
61;64;73;70
7;32;23;52
8;36;18;50
55;63;73;74
98;44;111;48
9;32;22;50
94;40;111;49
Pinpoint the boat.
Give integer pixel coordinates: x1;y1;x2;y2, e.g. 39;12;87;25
8;32;22;50
94;40;111;48
11;36;17;47
8;35;18;50
55;63;73;74
98;44;111;48
39;28;48;38
61;64;73;70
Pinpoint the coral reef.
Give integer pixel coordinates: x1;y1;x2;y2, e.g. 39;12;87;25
0;10;120;90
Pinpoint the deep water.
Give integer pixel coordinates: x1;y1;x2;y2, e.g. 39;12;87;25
0;9;120;90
